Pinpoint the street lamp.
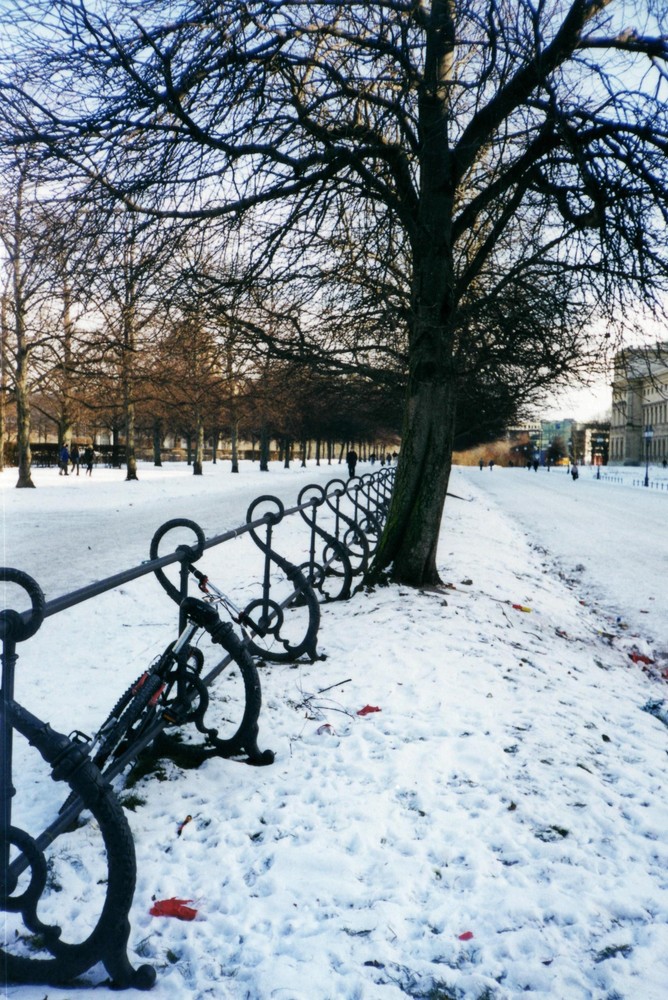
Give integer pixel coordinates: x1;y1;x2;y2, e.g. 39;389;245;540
643;424;654;487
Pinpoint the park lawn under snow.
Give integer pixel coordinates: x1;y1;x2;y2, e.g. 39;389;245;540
2;459;668;1000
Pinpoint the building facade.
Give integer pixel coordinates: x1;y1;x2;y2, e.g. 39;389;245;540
609;344;668;465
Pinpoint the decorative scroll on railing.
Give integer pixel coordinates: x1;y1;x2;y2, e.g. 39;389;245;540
0;465;395;990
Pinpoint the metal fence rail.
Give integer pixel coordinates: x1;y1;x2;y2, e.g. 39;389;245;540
0;466;395;991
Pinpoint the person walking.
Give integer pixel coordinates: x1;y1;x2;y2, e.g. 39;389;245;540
83;444;95;476
346;449;358;477
59;442;69;476
70;442;81;475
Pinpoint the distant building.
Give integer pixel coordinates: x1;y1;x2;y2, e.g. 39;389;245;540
609;344;668;465
506;424;541;464
508;419;610;466
540;419;576;462
573;422;610;466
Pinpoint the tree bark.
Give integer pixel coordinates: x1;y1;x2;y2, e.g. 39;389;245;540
15;349;34;488
153;419;163;466
193;412;204;474
124;398;138;480
370;0;457;584
0;295;8;473
374;380;456;585
230;419;239;473
259;423;269;471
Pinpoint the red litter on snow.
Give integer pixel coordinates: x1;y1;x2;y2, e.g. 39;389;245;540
458;931;474;941
629;651;655;666
357;705;381;716
150;897;198;921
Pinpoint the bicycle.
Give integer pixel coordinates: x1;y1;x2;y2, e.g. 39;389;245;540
67;519;274;808
1;568;156;989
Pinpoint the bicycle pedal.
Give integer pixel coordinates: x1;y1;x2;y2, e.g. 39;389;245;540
162;707;186;725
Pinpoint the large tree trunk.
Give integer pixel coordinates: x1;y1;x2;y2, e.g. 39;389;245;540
152;419;162;466
230;419;239;473
15;353;34;488
9;178;35;488
371;0;458;586
374;379;456;586
0;295;8;473
193;413;204;475
125;399;138;480
259;423;269;471
14;305;34;488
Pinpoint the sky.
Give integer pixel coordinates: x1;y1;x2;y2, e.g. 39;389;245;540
540;377;613;423
2;458;668;1000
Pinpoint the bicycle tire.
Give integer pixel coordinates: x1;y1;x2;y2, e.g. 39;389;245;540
89;629;264;769
92;670;164;771
1;702;155;989
57;669;165;818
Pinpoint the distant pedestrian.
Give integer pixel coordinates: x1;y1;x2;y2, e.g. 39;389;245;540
571;466;579;481
83;445;95;476
70;442;80;475
346;449;358;477
488;460;494;471
533;460;539;472
59;443;69;476
479;459;484;471
386;453;392;465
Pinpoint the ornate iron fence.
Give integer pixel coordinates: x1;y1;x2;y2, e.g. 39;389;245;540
0;466;395;990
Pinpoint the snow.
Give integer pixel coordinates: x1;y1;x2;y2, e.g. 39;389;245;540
2;459;668;1000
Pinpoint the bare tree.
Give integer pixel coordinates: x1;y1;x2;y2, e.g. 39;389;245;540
74;205;179;480
3;1;667;581
0;153;68;487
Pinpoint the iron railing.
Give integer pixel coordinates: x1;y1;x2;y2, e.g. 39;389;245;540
0;466;395;990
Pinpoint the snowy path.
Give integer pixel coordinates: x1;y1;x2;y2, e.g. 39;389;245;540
456;464;668;660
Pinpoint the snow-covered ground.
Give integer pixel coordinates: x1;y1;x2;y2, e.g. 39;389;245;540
2;459;668;1000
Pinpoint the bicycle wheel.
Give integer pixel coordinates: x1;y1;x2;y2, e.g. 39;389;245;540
57;668;165;819
92;669;165;771
1;702;155;989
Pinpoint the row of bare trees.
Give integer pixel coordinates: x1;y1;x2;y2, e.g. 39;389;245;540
1;1;667;585
0;163;403;484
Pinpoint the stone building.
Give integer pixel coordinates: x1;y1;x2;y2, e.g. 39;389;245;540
609;344;668;465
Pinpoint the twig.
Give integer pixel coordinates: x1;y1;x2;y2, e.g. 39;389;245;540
316;678;352;695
